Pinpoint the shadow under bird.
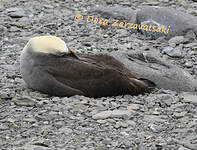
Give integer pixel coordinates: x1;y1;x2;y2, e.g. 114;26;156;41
20;36;155;98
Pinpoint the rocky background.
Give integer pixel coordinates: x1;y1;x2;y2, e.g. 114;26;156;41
0;0;197;150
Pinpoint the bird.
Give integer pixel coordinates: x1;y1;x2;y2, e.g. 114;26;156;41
20;35;155;98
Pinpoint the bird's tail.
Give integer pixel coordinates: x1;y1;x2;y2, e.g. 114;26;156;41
128;78;156;95
138;78;156;88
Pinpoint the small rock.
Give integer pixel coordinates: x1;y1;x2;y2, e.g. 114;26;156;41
158;94;173;106
169;42;176;48
163;46;183;58
43;5;54;9
18;145;50;150
1;64;16;71
126;120;136;127
10;26;20;32
0;124;9;130
0;25;7;34
163;46;173;52
96;120;107;124
138;143;148;150
184;61;193;68
110;110;133;118
103;34;108;38
116;29;129;37
139;45;150;51
23;118;37;123
169;36;184;45
127;104;140;110
92;110;133;120
152;110;160;115
0;91;10;99
52;97;60;102
6;7;26;18
184;43;197;48
144;115;167;123
114;121;128;128
102;138;112;145
92;111;113;120
181;93;197;104
12;96;36;107
178;146;190;150
173;112;187;118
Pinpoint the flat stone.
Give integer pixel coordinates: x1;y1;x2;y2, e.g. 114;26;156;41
168;36;184;45
6;7;27;18
23;118;37;123
184;42;197;48
173;112;187;118
0;65;16;71
89;5;137;33
173;139;197;150
90;5;136;22
163;46;183;58
96;120;107;124
114;121;128;128
180;93;197;104
127;104;140;110
92;110;133;120
92;111;112;120
0;91;10;99
0;25;7;34
157;94;173;106
43;5;54;9
136;7;197;39
144;115;167;123
16;145;50;150
184;61;193;68
102;138;112;145
111;51;197;92
0;124;9;130
12;96;36;107
10;26;20;32
178;146;190;150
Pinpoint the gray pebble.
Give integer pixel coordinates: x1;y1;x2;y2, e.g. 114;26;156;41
168;36;184;45
136;7;197;39
184;61;193;68
163;46;183;58
180;93;197;104
158;94;173;106
6;7;27;18
92;110;133;120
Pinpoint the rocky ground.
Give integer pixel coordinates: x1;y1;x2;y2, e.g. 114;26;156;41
0;0;197;150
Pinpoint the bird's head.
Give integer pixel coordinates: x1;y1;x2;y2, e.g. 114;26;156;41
25;36;72;56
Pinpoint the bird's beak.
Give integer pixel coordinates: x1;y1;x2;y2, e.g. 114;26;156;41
67;49;72;55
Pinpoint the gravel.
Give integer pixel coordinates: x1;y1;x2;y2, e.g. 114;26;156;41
1;0;197;150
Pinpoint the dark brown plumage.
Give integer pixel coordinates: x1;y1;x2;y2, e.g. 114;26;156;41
23;51;155;97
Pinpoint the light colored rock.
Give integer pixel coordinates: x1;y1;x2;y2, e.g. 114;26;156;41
92;110;133;120
163;46;183;58
158;94;173;106
6;7;27;18
127;104;140;110
136;7;197;39
169;36;184;45
181;93;197;103
111;51;197;92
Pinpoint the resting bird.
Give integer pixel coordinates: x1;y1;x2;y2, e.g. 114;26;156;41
20;36;155;98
